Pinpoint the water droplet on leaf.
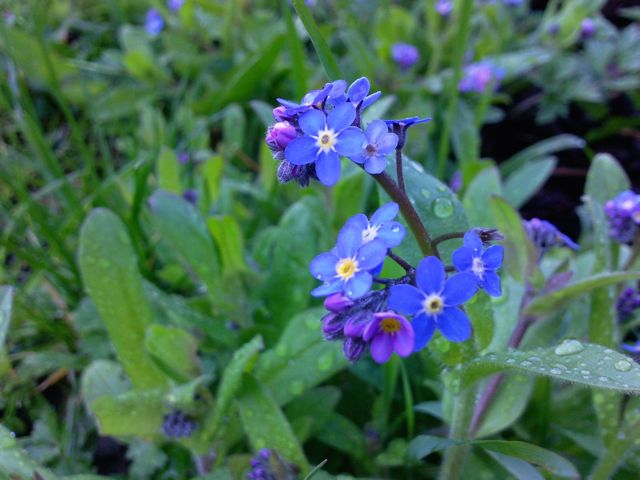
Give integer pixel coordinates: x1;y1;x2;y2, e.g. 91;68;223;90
432;197;454;218
554;339;584;356
614;360;632;372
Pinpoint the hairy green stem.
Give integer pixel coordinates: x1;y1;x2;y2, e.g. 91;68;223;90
437;0;474;178
373;172;436;257
438;384;477;480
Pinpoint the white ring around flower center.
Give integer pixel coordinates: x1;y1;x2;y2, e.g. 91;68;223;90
315;127;338;154
423;294;444;315
361;223;381;243
471;257;485;278
336;257;358;281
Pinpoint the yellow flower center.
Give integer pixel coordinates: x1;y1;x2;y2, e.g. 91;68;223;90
336;258;358;280
424;294;444;314
315;128;337;153
381;317;401;333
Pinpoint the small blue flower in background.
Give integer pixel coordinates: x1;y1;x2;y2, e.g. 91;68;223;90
167;0;184;12
391;43;420;70
452;231;504;296
345;202;405;249
350;120;399;174
617;285;640;322
522;218;579;256
284;103;364;186
162;410;197;438
145;9;164;36
388;256;477;350
581;18;596;39
310;225;387;299
363;311;415;363
436;0;452;16
604;190;640;244
459;61;505;93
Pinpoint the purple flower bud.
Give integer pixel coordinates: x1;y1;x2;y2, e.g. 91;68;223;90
322;313;346;340
436;0;452;16
276;161;315;187
168;0;184;12
182;189;198;205
144;9;164;36
178;152;189;164
581;18;596;39
324;293;354;313
605;190;640;244
343;310;373;338
391;43;420;70
258;448;271;460
472;228;505;245
343;337;367;362
617;287;640;322
266;122;297;158
522;218;579;256
272;106;293;122
459;61;505;93
449;171;462;193
548;22;560;36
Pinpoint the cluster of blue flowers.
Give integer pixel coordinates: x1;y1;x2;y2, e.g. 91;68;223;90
144;0;184;36
246;448;298;480
161;409;197;439
265;77;430;187
605;190;640;244
310;203;504;363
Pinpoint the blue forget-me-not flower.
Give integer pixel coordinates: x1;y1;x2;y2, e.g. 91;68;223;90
350;120;399;174
452;230;504;296
145;9;164;36
344;202;406;249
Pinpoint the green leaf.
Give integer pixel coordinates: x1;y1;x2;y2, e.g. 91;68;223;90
585;153;630;206
474;440;579;479
486;451;544;480
408;435;459;460
291;0;341;79
525;271;640;316
451;101;480;167
490;197;536;283
282;0;308;99
81;359;131;413
145;325;200;383
200;336;263;442
237;374;310;472
462;166;502;227
331;167;367;228
91;389;164;438
207;216;248;275
466;292;495;352
222;104;246;155
79;209;168;389
157;148;182;194
262;197;329;328
256;308;347;406
201;155;225;203
148;191;220;295
457;341;640;393
0;424;56;480
0;286;13;349
503;157;557;209
499;135;585;177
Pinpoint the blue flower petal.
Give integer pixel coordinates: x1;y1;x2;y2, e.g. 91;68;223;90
442;272;477;305
370;332;394;363
315;150;341;186
365;120;389;143
335;127;365;156
345;271;372;299
370;202;399;225
277;98;301;109
345;213;368;232
311;279;342;297
482;245;504;270
463;230;483;255
387;284;425;315
311;83;333;105
364;155;388;174
309;252;338;281
336;224;362;258
481;270;502;297
347;77;370;104
350;152;366;165
285;136;318;165
437;307;471;342
361;91;381;110
376;132;399;154
298;109;326;136
416;256;446;294
412;313;436;351
376;222;405;248
356;240;387;270
452;245;474;272
327;102;356;132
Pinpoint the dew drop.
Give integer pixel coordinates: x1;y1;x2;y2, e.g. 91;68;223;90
598;376;609;382
521;361;532;367
528;356;542;362
391;225;401;233
420;188;431;199
432;197;454;218
614;360;632;372
317;352;334;371
580;369;590;375
550;368;563;375
436;184;447;193
506;358;516;364
554;339;584;356
412;162;424;173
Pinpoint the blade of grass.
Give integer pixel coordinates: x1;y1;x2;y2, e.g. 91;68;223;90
283;1;308;99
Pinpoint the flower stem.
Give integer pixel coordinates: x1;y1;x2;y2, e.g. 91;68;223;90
438;384;477;480
373;172;437;257
432;231;465;247
388;251;414;272
396;149;406;195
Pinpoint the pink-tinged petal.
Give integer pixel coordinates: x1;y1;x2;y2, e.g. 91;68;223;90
370;202;399;225
285;136;318;165
482;245;504;270
324;293;353;312
412;313;436;351
363;315;382;342
416;256;446;293
327;102;356;132
442;272;477;305
481;271;502;297
337;224;362;258
364;155;387;174
463;230;483;254
345;311;373;338
394;316;415;356
298;109;326;136
344;271;372;299
311;279;342;297
315;151;341;186
356;240;387;270
370;333;394;363
335;127;365;156
387;284;425;315
365;120;389;143
437;307;471;342
375;132;399;154
451;246;474;272
309;252;339;281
